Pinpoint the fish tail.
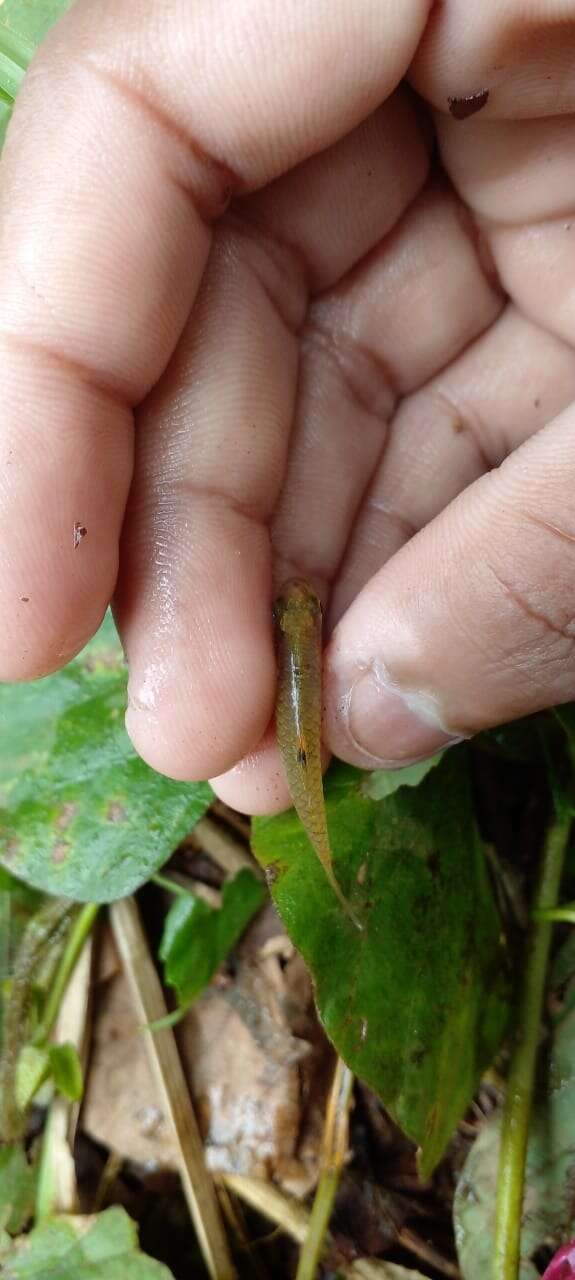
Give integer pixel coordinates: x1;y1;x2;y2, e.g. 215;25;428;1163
314;838;363;932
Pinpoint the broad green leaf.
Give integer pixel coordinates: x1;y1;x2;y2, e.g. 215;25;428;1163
0;1146;35;1235
0;614;212;902
160;868;265;1008
361;754;443;801
0;1206;174;1279
252;752;509;1175
48;1041;83;1102
454;1005;575;1280
0;0;72;146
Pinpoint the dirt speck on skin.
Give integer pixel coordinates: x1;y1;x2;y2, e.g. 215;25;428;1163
52;839;70;864
106;802;127;824
74;522;88;549
56;802;78;831
448;88;489;120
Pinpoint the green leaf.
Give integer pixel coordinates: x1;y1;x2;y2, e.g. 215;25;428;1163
454;1005;575;1279
252;751;509;1175
0;0;72;146
15;1043;50;1110
160;868;265;1008
0;1146;36;1235
0;614;212;902
0;870;44;914
48;1042;83;1102
361;754;443;801
0;0;70;51
0;1206;175;1279
0;872;45;1051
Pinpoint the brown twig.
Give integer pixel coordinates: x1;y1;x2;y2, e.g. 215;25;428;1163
398;1226;460;1278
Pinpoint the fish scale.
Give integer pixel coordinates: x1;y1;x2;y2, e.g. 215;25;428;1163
274;578;361;930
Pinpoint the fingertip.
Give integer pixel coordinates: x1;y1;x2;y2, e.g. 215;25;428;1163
0;557;115;682
125;688;274;785
124;606;276;783
210;727;291;816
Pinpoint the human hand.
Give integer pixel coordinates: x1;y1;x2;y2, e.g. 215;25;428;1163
2;0;575;813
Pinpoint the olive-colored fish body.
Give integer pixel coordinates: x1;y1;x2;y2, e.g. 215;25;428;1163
274;579;361;929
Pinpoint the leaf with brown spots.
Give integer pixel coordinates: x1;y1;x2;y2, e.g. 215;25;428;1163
0;613;212;901
252;753;510;1176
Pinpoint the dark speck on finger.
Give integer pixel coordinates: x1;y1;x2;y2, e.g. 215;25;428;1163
448;89;489;120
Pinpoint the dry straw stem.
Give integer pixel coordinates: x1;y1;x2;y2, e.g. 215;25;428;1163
296;1057;354;1280
220;1174;434;1279
36;923;95;1222
221;1173;310;1245
111;896;237;1280
185;814;261;878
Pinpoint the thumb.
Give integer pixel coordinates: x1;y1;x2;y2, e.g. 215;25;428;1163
325;411;575;768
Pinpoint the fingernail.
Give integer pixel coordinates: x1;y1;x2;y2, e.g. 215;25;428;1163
346;665;463;767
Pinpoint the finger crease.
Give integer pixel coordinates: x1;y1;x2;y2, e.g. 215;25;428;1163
431;387;494;472
0;329;132;410
180;481;272;527
362;497;419;542
489;564;575;646
452;197;506;298
301;322;398;424
80;57;241;224
520;509;575;547
225;213;309;336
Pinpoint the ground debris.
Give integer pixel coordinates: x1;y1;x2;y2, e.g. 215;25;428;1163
82;905;331;1196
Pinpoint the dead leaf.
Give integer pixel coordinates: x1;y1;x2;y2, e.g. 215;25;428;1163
82;910;331;1195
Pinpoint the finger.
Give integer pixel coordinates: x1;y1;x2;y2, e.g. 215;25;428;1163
119;95;429;780
211;177;501;808
217;299;575;810
210;727;331;815
272;178;502;593
330;306;575;621
433;111;575;355
325;409;575;769
211;727;292;816
0;0;431;679
410;0;575;119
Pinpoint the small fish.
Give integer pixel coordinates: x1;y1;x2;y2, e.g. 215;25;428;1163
274;578;361;930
